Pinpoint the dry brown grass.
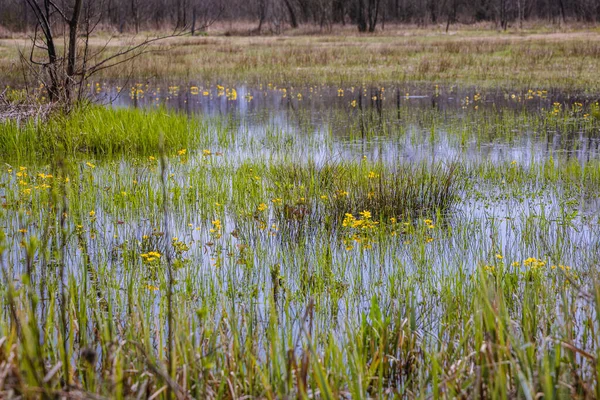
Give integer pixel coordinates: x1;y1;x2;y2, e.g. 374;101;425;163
0;89;53;122
1;25;600;89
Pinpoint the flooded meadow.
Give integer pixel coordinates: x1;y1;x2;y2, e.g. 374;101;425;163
1;80;600;398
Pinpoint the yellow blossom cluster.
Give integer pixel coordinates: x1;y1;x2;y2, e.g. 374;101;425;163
141;251;161;263
342;211;379;250
210;219;222;239
523;257;546;269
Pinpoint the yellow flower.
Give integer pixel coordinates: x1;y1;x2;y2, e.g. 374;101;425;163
523;257;546;269
496;254;503;260
342;213;356;227
202;149;212;156
257;203;268;212
177;149;187;156
89;210;96;218
86;162;95;169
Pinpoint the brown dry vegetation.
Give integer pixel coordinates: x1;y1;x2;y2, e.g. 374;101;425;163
1;25;600;90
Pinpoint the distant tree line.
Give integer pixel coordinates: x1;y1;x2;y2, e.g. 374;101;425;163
1;0;599;34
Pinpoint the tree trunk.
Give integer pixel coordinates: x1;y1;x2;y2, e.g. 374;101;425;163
22;1;29;31
500;0;508;30
176;0;183;28
191;6;197;35
557;0;566;23
257;0;267;32
357;0;367;32
446;0;457;33
66;0;83;102
131;0;139;33
367;0;380;32
283;0;298;28
25;0;60;100
429;0;437;23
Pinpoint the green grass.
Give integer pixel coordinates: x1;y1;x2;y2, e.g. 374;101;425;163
0;105;205;159
1;150;599;398
1;57;600;397
1;89;598;162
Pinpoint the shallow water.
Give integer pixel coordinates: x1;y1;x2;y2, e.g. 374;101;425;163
91;81;600;164
2;82;600;361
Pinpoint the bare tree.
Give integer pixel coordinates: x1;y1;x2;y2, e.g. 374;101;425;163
1;0;599;37
356;0;368;31
367;0;382;32
355;0;382;32
256;0;269;32
131;0;140;33
283;0;299;27
191;0;224;35
22;0;198;106
444;0;461;32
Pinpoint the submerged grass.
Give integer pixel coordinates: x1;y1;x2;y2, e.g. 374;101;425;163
268;161;460;225
0;84;600;398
